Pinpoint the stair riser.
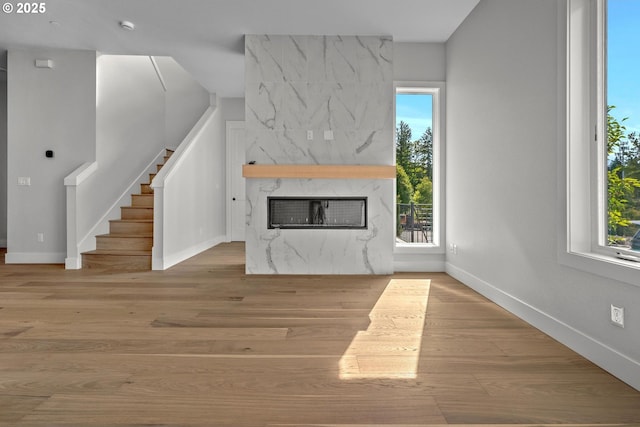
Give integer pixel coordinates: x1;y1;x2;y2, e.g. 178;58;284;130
96;237;152;251
82;254;151;270
156;164;163;172
121;207;153;220
141;184;153;194
110;221;153;235
131;194;154;207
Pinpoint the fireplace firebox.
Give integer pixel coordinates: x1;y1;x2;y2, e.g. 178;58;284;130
268;197;367;229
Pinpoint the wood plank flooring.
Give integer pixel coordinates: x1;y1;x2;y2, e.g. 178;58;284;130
1;242;639;426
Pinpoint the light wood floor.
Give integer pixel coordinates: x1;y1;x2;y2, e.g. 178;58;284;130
1;242;639;426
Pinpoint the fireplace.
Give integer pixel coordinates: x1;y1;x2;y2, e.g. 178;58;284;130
268;197;367;229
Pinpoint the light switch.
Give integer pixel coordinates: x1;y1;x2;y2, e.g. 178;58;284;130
17;177;31;186
35;59;54;69
324;130;334;141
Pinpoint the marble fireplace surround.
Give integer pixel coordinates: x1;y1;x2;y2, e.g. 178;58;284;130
243;165;396;274
244;35;394;275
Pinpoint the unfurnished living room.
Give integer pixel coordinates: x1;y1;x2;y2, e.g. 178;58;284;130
1;0;640;425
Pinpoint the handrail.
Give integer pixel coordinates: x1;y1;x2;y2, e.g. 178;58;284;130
149;56;167;92
64;161;98;186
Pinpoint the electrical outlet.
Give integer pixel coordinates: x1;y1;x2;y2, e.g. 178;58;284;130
611;304;625;328
307;130;313;140
17;177;31;186
449;243;458;254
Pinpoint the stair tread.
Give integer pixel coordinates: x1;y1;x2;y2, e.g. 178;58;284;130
96;234;152;238
83;250;151;256
82;147;175;270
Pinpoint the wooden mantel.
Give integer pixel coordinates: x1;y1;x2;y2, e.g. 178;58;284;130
242;164;396;180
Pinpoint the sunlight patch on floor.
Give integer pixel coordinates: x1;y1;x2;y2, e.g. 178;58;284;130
339;278;431;379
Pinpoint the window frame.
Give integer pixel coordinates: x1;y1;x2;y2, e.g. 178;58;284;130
562;0;640;286
393;81;445;254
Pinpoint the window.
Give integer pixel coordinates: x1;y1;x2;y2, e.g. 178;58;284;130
564;0;640;285
394;83;444;250
605;0;640;256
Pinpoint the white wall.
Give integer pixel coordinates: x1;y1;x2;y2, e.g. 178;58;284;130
6;48;95;263
393;43;447;272
156;57;211;147
394;42;446;82
151;96;243;269
71;55;210;258
152;105;226;269
73;54;166;248
446;0;640;390
220;97;245;122
0;50;7;247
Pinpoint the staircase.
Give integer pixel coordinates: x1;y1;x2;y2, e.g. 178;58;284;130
81;149;174;270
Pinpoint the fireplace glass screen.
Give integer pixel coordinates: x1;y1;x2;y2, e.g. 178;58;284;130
268;197;367;229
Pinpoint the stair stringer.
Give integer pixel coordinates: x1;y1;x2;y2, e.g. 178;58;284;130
75;148;174;266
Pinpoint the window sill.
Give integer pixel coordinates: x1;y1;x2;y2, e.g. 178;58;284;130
560;249;640;287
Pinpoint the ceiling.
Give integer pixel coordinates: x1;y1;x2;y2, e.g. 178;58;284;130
0;0;480;97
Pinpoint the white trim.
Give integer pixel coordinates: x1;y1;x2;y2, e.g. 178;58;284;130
151;187;165;270
5;252;65;264
595;0;608;250
393;81;446;257
64;162;98;187
149;56;167;92
561;0;640;287
65;256;81;269
394;254;445;272
64;161;98;269
446;262;640;392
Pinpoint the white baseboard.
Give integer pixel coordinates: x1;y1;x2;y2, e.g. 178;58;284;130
5;252;65;264
152;235;226;270
65;256;81;270
393;251;445;272
446;262;640;392
394;260;446;272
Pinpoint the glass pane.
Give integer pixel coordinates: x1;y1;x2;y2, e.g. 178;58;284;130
268;197;367;229
607;0;640;251
395;93;433;244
